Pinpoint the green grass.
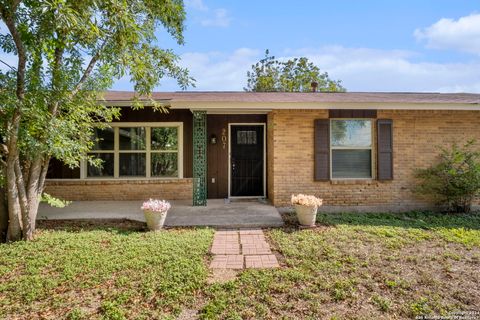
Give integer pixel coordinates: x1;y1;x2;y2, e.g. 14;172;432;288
200;211;480;319
0;221;214;319
1;212;479;319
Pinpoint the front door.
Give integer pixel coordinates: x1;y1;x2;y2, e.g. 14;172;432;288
230;125;264;197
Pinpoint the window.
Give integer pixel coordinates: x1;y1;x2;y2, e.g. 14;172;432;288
86;123;182;179
330;119;372;179
119;127;146;177
237;130;257;145
151;127;179;177
87;128;115;177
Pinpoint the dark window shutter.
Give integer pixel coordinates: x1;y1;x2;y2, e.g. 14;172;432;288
377;119;393;180
314;119;330;181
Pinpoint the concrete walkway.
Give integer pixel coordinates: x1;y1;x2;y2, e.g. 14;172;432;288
209;229;279;269
38;199;284;228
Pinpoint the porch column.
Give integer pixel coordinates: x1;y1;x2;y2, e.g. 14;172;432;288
192;110;207;206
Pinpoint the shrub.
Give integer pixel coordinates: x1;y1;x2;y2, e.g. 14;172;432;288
414;141;480;213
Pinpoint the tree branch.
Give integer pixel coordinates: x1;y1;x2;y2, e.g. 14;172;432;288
1;4;26;100
70;42;106;98
0;59;16;71
49;44;65;115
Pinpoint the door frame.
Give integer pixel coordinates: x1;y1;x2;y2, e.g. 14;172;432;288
228;123;266;199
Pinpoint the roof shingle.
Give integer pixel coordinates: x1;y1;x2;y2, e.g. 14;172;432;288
101;91;480;104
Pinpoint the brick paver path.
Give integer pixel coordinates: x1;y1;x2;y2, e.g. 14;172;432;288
209;229;279;269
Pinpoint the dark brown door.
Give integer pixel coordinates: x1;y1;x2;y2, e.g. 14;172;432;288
230;125;264;197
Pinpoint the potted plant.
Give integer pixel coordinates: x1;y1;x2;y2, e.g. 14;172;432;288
141;199;171;231
291;194;323;226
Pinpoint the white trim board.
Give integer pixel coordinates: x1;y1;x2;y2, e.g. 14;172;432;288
228;123;267;199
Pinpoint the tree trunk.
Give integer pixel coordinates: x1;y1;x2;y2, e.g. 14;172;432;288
0;186;8;243
25;157;49;233
6;159;22;242
14;158;32;240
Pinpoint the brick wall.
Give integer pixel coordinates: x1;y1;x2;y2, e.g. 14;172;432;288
44;178;193;201
268;109;480;211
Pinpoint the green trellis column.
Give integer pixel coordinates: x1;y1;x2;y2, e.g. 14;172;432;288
192;110;207;206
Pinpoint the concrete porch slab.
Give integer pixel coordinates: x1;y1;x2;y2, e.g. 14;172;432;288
37;199;284;228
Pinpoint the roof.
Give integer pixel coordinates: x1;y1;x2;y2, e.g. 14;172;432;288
101;91;480;104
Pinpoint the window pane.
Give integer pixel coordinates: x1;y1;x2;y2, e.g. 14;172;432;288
119;127;146;150
92;128;114;150
151;153;178;177
332;150;371;178
237;131;257;145
151;127;178;151
119;153;146;176
87;153;114;177
331;120;371;147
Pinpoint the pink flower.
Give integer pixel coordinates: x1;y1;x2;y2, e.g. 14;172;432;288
141;199;171;213
291;194;323;207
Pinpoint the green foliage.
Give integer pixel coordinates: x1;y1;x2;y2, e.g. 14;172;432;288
40;193;71;208
414;141;480;213
245;49;345;92
100;301;126;320
0;0;194;171
410;297;432;316
0;225;213;318
67;308;86;320
371;294;391;312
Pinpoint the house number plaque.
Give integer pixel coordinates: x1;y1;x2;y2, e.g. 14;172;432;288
221;128;227;149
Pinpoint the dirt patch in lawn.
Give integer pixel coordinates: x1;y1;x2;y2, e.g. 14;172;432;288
207;269;239;284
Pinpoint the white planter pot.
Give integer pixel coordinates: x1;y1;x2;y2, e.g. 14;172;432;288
294;204;318;226
143;210;168;231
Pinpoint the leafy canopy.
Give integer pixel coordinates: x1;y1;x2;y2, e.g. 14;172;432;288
245;49;345;92
0;0;194;170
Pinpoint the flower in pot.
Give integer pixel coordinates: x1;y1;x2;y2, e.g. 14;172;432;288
141;199;171;231
291;194;323;227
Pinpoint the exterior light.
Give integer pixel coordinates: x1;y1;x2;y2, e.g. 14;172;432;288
210;134;217;144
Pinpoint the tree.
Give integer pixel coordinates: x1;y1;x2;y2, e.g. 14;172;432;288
245;50;345;92
0;0;194;242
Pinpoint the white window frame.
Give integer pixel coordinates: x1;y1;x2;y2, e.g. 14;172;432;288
81;122;183;179
329;118;374;180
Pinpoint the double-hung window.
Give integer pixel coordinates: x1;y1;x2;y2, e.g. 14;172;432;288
330;119;372;179
86;123;183;179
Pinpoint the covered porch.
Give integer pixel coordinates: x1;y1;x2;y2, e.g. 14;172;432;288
37;199;283;228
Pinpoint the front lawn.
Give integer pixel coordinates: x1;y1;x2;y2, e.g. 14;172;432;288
201;211;480;319
0;220;214;319
1;212;479;319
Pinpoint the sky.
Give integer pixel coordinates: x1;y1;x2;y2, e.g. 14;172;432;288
2;1;480;93
128;0;480;93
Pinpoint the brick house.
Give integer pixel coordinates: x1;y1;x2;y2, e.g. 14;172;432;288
45;91;480;212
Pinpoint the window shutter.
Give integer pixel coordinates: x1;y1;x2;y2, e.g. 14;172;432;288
377;119;393;180
314;119;330;181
